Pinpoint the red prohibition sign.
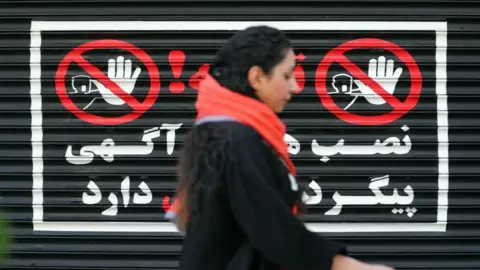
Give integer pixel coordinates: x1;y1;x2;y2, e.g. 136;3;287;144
315;38;422;126
55;39;160;125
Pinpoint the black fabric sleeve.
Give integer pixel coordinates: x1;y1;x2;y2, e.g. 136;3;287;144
225;134;348;270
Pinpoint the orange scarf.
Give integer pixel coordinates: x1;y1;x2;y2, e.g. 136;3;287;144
166;74;298;224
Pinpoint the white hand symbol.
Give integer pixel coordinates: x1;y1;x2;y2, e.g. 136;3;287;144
91;56;141;106
353;56;402;105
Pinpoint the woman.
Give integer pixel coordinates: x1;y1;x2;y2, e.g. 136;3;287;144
166;25;394;270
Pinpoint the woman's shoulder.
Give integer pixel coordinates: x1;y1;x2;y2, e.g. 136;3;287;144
192;121;269;167
196;120;263;145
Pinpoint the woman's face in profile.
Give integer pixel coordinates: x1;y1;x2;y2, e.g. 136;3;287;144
249;48;299;113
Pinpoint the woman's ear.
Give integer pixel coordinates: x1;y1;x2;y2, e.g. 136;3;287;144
247;65;264;91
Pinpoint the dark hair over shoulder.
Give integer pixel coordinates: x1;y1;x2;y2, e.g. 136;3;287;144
175;26;295;230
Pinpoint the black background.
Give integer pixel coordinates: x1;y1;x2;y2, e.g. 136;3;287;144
39;29;440;224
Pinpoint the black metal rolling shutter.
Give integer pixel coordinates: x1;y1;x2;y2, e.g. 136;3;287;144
0;1;479;270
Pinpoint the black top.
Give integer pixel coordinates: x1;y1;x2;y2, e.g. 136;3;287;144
179;121;347;270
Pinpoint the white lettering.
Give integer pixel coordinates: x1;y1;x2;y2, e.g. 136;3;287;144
81;176;154;216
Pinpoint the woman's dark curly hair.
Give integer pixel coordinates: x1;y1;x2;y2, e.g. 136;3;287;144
174;25;304;231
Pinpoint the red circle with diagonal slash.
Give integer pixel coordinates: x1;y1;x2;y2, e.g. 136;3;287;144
55;39;160;125
315;38;422;126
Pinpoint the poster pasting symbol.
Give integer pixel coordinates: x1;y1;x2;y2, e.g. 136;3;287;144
316;38;422;126
55;39;161;125
330;56;403;110
70;56;142;110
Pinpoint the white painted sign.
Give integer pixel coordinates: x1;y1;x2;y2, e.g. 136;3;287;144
30;20;448;233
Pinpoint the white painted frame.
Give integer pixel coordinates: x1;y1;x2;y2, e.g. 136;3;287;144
30;20;448;232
